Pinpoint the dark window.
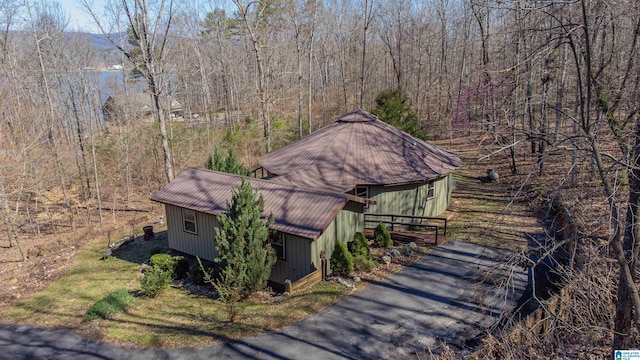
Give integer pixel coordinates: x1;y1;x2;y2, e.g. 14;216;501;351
355;186;369;208
427;181;435;199
183;209;197;234
269;232;286;260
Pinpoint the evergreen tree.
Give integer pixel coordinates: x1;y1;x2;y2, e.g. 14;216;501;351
214;179;276;301
371;89;426;140
330;241;354;276
374;222;393;248
205;146;249;176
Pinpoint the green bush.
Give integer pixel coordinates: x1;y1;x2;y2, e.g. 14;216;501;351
149;246;164;255
150;254;188;279
374;222;393;248
354;254;378;272
174;257;190;279
150;253;174;271
140;266;172;297
349;232;370;258
85;289;134;321
330;241;354;276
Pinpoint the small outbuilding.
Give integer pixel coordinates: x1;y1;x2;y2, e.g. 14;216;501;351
102;93;184;125
260;109;461;218
150;167;367;286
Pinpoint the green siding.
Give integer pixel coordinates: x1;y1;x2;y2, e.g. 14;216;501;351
270;234;313;284
366;175;452;217
165;201;365;283
312;204;364;275
165;204;219;261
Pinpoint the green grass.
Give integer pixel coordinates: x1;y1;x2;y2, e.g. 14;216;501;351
1;225;350;347
85;289;134;320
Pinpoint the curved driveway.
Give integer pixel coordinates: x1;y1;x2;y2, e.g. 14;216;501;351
0;241;527;360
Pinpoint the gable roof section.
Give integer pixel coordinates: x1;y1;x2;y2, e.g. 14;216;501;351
150;167;359;240
259;109;461;188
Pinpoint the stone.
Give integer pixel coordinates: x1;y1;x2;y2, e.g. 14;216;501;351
408;242;418;249
390;249;401;257
382;255;391;264
487;168;499;181
400;246;413;256
352;276;361;282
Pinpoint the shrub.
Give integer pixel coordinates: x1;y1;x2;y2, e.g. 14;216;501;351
149;246;164;255
141;266;172;297
174;257;190;279
85;289;134;321
150;253;175;271
354;254;378;272
349;232;370;258
330;241;354;276
374;222;393;248
150;254;189;279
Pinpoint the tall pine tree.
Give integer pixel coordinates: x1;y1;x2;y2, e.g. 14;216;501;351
214;179;276;300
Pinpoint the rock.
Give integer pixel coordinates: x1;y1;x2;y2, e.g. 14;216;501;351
390;249;401;257
382;255;392;264
400;246;413;256
408;242;418;249
487;168;499;181
352;276;361;282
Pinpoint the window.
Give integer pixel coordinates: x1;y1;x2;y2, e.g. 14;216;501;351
355;186;369;208
183;209;197;234
269;232;286;260
426;181;435;199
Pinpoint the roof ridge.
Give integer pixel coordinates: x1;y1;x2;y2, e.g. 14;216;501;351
187;167;363;201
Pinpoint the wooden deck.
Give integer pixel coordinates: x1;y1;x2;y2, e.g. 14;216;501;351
363;229;446;246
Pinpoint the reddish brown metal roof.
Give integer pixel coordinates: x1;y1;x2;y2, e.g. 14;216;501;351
150;167;358;240
259;109;461;187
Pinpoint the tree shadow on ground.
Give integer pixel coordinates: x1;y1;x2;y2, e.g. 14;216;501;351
109;230;169;265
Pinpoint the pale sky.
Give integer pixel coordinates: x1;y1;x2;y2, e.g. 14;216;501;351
57;0;107;33
57;0;234;34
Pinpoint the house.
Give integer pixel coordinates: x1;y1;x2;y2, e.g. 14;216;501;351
102;93;184;125
260;109;461;218
150;167;368;285
150;109;460;286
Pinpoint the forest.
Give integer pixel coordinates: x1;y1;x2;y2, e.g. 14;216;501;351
1;0;640;357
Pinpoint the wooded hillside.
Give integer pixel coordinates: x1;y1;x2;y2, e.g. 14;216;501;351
1;0;640;357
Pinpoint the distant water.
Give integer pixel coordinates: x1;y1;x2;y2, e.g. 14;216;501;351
91;71;146;103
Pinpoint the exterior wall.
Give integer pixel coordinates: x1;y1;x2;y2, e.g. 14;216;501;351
366;174;452;217
270;234;313;284
311;204;364;275
423;174;453;217
165;204;219;261
165;201;365;283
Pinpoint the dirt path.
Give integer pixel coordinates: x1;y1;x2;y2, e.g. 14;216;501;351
442;137;542;252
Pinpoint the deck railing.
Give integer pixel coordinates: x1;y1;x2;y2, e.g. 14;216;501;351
250;166;268;179
364;213;448;244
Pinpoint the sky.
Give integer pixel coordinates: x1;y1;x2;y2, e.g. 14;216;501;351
57;0;233;34
58;0;107;33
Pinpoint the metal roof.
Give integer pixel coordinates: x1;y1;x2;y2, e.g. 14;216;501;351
260;109;461;187
150;167;360;240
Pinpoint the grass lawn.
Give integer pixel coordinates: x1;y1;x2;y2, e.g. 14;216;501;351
1;227;351;348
